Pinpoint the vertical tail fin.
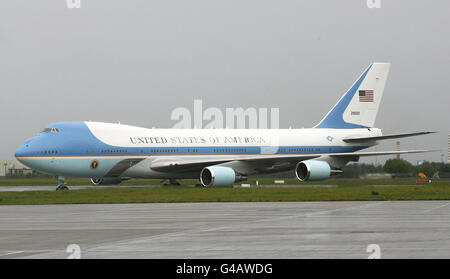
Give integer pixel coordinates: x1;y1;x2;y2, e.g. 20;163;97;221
314;63;390;129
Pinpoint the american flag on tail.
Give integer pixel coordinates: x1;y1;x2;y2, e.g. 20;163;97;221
359;90;374;102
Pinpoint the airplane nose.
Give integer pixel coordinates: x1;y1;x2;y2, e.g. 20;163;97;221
15;138;34;159
15;144;27;159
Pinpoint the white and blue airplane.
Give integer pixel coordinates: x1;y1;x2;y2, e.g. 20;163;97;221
15;63;434;190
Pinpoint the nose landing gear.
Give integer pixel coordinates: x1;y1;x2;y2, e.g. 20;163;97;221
56;176;69;190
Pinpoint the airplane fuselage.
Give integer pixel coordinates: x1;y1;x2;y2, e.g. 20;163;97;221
15;121;380;179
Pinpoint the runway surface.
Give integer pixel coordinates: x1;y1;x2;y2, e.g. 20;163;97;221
0;185;160;192
0;185;337;192
0;201;449;258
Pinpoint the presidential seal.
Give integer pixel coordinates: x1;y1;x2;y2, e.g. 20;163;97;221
90;160;100;170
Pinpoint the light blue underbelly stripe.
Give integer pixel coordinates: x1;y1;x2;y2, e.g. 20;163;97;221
19;158;123;178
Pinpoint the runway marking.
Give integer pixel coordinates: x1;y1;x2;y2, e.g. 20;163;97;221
0;250;71;258
420;202;450;213
0;251;24;257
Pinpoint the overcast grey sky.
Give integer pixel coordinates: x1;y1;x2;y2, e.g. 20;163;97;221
1;0;449;163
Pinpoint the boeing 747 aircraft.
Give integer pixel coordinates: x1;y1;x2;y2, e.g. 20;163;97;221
15;63;434;190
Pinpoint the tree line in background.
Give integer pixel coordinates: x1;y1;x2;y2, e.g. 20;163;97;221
342;159;450;178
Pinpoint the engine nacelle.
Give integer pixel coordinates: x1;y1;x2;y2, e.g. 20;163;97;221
90;177;123;185
295;160;331;181
200;166;246;187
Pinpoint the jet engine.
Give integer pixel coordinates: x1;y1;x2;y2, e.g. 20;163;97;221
90;177;123;185
295;160;338;181
200;166;246;187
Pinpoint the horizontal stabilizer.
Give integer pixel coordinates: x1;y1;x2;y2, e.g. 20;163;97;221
343;131;436;143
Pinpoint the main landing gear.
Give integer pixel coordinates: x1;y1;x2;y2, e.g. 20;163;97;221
56;176;69;190
161;178;181;186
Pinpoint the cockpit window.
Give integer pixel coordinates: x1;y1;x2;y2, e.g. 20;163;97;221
41;128;60;133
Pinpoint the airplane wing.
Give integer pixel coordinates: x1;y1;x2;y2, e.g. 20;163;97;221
149;150;432;173
343;132;436;143
149;154;321;173
327;150;433;162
